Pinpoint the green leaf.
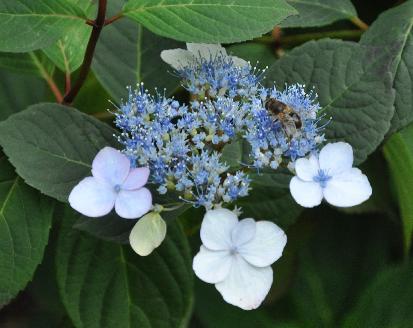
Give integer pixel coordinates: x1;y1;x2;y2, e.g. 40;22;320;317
342;263;413;328
383;123;413;253
194;280;285;328
92;19;182;102
360;1;413;135
0;103;117;202
265;39;395;164
0;153;53;307
56;206;194;328
238;171;303;228
281;0;357;28
43;0;94;73
290;210;394;327
0;0;86;53
0;51;55;77
226;43;276;71
122;0;297;43
0;69;47;121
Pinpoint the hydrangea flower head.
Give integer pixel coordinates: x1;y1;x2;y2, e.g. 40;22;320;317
69;147;152;219
161;43;263;98
193;208;287;310
289;142;372;207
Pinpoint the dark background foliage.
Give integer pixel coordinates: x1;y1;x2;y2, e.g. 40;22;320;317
0;0;412;327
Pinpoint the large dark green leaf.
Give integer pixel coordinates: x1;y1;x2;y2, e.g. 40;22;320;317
383;122;413;253
343;263;413;328
122;0;297;43
0;154;53;307
360;0;413;134
265;39;395;164
0;69;47;121
290;210;395;327
56;206;194;328
0;0;86;52
238;171;302;228
93;18;181;102
281;0;357;28
0;103;117;202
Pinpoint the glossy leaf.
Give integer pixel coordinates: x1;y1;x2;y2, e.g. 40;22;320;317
343;263;413;328
265;39;395;164
93;19;182;102
360;0;413;134
0;103;117;202
0;0;86;52
0;69;47;121
281;0;357;28
56;207;194;328
0;154;53;307
123;0;297;43
383;123;413;253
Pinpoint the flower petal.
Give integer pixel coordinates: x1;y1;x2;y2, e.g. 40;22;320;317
231;219;256;248
92;147;130;186
160;49;195;69
295;154;320;181
323;168;372;207
69;177;116;217
129;212;166;256
122;167;150;190
289;177;323;208
200;208;238;251
115;188;152;219
215;256;273;310
193;246;233;284
239;221;287;267
319;142;353;176
230;55;249;68
186;43;227;59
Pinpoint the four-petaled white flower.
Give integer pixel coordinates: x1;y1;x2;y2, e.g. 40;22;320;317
290;142;372;208
69;147;152;219
193;208;287;310
160;43;248;70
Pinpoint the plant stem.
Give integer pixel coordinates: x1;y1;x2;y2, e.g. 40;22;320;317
29;52;64;103
104;13;123;26
256;29;364;47
350;17;369;31
63;0;107;104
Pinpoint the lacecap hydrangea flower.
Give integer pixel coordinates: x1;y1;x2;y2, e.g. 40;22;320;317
193;208;287;310
290;142;372;207
67;43;373;310
69;147;152;218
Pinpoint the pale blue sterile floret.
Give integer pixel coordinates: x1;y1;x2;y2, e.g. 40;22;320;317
115;50;325;209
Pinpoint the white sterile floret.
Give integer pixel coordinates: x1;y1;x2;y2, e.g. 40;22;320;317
289;142;372;208
193;208;287;310
160;43;248;70
69;147;152;219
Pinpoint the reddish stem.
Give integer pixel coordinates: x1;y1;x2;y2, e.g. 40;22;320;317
63;0;107;104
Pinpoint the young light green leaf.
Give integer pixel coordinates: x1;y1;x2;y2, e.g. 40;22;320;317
0;154;53;307
265;39;395;164
92;19;182;102
0;0;86;52
343;263;413;328
122;0;297;43
129;212;167;256
42;0;95;73
360;1;413;134
0;103;117;202
383;123;413;253
0;69;47;121
281;0;357;28
56;206;193;328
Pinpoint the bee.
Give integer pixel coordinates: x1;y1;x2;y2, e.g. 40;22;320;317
265;98;302;138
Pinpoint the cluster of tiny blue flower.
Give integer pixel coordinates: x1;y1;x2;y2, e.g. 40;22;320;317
114;50;324;209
